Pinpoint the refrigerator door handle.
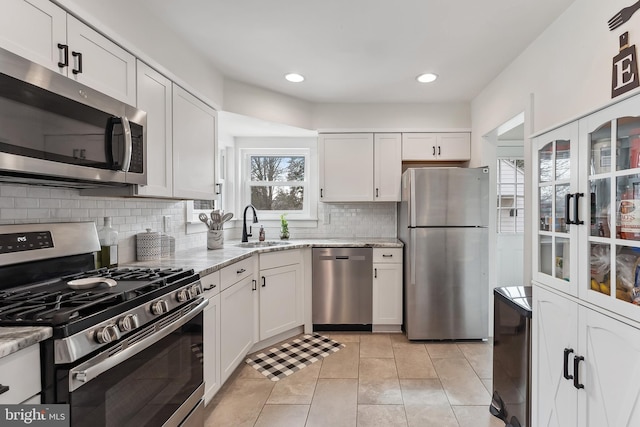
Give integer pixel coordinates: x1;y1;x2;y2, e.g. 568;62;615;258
410;228;416;285
409;170;416;226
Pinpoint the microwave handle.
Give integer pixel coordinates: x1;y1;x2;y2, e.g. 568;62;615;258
120;116;132;173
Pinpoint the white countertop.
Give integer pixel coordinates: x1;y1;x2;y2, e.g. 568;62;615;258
125;238;403;276
0;326;52;359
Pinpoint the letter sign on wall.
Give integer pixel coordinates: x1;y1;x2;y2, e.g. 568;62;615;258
612;32;640;98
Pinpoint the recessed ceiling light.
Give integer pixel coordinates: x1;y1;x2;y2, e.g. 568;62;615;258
285;73;305;83
416;73;438;83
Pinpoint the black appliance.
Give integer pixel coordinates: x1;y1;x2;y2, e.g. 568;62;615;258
490;286;532;427
0;222;205;427
0;46;146;187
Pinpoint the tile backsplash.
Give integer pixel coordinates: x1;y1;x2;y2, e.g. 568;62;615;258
0;183;398;262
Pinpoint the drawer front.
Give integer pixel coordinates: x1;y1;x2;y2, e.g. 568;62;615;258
260;249;302;270
373;248;403;263
220;257;255;291
0;344;40;404
201;270;221;298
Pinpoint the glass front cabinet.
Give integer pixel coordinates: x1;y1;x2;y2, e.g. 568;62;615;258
534;94;640;321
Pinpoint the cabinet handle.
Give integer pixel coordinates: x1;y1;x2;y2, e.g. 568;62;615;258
438;146;441;156
374;268;377;278
573;355;584;389
72;51;83;75
215;183;222;195
0;384;9;395
57;43;69;68
382;254;393;258
573;193;584;225
432;146;436;156
237;268;246;274
320;188;323;198
376;188;379;198
252;279;257;291
565;194;575;225
262;276;266;287
563;348;574;380
203;285;217;291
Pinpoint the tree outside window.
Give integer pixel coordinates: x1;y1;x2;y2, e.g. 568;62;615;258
250;155;305;211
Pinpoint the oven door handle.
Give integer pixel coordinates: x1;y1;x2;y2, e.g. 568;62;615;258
69;298;207;392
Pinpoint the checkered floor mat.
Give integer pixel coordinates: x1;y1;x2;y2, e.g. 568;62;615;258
245;334;345;381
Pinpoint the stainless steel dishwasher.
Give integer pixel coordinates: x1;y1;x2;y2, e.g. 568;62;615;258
312;247;373;331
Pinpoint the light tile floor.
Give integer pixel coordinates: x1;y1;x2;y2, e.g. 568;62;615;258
204;333;503;427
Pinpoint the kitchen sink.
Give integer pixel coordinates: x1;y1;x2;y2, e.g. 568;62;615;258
236;241;291;248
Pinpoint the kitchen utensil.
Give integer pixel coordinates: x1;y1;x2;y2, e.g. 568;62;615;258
67;277;117;290
220;212;233;224
211;210;222;225
199;213;211;227
608;0;640;31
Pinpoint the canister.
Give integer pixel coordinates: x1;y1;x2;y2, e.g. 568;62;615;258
136;228;161;261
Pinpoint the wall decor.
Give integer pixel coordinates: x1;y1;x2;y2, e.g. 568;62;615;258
612;32;640;98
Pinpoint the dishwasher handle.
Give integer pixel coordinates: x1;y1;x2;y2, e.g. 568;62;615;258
335;256;349;260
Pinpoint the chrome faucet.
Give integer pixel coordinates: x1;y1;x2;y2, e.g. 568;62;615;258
242;204;259;242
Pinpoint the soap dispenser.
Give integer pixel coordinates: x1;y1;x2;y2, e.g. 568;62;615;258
259;225;265;241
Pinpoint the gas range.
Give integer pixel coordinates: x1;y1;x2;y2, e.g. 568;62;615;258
0;222;206;426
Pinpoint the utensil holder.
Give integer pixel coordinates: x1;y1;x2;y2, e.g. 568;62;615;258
207;230;223;249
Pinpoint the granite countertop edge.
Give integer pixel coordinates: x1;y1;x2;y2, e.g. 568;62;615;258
0;327;53;359
124;238;404;277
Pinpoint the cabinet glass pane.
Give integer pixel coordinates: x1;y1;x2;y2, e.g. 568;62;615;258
555;184;570;233
539;186;552;231
617;174;640;240
555;237;570;280
556;140;571;180
590;178;611;237
540;235;552;275
615;245;640;305
617;116;640;171
539;142;553;182
590;122;612;175
590;243;610;295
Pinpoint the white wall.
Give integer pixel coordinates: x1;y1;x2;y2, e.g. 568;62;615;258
53;0;225;109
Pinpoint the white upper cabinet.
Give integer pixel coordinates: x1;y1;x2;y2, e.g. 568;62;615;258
135;61;173;197
0;0;136;105
172;84;217;200
319;133;401;202
402;132;471;161
374;133;402;201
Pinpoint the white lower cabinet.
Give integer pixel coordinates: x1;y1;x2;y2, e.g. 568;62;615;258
533;285;640;427
258;250;303;341
0;343;41;404
372;248;403;330
202;271;221;405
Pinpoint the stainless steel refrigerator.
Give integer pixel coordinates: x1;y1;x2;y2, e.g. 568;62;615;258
398;167;489;340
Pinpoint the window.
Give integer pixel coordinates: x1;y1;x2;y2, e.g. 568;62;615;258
497;158;525;233
240;148;312;219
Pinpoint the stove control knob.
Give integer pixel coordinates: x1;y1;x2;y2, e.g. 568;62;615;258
150;299;169;315
95;324;120;344
118;314;139;332
188;284;202;298
176;288;189;303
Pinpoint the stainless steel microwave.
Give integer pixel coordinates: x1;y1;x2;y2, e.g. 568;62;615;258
0;47;146;187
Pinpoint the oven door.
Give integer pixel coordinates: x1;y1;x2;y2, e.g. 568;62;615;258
61;299;206;427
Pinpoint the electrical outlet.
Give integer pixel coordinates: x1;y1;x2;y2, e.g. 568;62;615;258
163;215;172;233
323;212;331;225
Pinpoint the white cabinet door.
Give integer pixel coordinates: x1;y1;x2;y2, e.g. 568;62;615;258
372;263;402;325
374;133;402;201
532;285;578;427
533;123;580;297
438;133;471;160
0;343;40;404
259;263;303;340
401;133;471;161
135;61;173;197
579;306;640;427
66;16;136;105
203;293;220;404
220;275;255;383
319;133;374;202
0;0;66;73
172;84;217;200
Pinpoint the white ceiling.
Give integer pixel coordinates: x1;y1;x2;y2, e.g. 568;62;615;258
136;0;575;104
